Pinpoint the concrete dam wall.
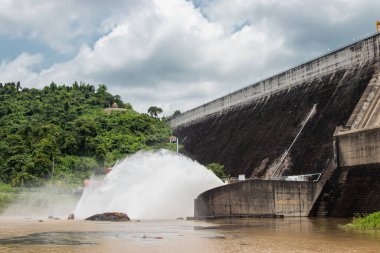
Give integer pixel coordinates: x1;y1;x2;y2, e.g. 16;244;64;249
168;33;380;218
169;34;380;178
193;69;380;218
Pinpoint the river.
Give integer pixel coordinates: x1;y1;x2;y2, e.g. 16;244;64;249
0;217;379;252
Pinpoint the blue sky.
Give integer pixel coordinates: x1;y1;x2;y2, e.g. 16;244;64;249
0;0;379;114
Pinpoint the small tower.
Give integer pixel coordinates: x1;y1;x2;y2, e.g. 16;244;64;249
377;20;380;33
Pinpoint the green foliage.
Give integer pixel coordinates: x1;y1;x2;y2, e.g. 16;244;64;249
344;212;380;230
147;106;163;118
163;110;181;122
206;163;228;179
11;172;41;187
0;82;173;186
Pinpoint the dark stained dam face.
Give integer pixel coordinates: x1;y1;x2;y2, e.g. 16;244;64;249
174;64;376;177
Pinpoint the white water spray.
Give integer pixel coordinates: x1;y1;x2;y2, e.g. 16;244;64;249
74;149;223;219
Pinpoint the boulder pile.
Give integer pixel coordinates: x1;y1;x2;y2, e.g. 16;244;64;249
85;212;130;222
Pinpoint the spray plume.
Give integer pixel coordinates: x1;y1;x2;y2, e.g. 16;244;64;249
74;149;223;219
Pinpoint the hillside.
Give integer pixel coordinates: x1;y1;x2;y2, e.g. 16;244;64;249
0;82;173;186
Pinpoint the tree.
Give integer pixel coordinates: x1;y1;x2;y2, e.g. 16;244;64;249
147;106;163;118
16;81;21;91
172;110;181;117
206;163;228;179
49;82;57;90
11;172;40;187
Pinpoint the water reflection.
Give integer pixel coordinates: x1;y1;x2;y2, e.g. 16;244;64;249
0;231;96;246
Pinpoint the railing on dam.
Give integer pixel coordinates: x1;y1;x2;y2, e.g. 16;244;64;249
272;173;322;182
168;33;380;128
224;173;322;184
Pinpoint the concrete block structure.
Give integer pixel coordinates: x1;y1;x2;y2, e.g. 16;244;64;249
336;127;380;167
195;180;321;218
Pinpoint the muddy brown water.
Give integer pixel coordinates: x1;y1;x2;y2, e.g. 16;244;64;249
0;217;379;252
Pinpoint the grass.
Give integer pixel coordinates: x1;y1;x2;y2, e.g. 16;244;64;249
0;193;16;213
344;212;380;230
0;183;18;213
0;183;19;193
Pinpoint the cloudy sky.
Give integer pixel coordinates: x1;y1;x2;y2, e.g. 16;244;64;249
0;0;379;114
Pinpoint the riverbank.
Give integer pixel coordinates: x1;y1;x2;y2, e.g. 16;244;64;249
344;212;380;230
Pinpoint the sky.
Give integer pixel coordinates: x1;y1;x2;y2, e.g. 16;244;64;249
0;0;379;115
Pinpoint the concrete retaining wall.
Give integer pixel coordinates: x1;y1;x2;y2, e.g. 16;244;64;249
169;33;380;128
195;179;320;217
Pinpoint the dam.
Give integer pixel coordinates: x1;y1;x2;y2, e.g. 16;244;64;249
168;33;380;218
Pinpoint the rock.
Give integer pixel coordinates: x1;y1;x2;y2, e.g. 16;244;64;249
176;217;184;220
142;235;163;239
38;220;43;222
85;212;130;222
48;216;61;220
68;213;75;220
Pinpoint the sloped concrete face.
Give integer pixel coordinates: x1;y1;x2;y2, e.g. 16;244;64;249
335;68;380;168
345;69;380;129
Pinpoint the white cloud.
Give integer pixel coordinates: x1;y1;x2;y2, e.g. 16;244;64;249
0;0;379;114
0;0;145;53
0;53;43;85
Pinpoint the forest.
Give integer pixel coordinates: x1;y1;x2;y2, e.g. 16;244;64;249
0;82;174;186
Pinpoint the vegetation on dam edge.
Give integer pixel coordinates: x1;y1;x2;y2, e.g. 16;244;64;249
344;212;380;230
